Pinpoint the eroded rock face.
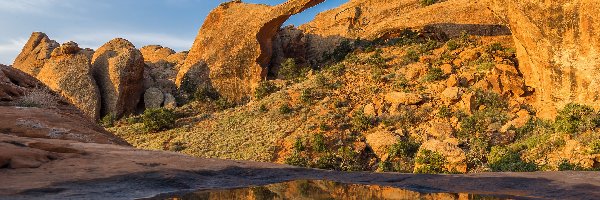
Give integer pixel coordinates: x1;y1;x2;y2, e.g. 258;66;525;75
140;45;176;63
177;0;325;102
37;42;102;120
12;32;59;76
491;0;600;119
0;64;40;102
92;38;144;118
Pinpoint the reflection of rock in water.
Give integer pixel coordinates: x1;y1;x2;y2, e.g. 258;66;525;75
153;180;505;200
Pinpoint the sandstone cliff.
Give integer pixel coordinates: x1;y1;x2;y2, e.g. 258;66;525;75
92;38;145;118
491;0;600;119
12;32;59;76
177;0;325;102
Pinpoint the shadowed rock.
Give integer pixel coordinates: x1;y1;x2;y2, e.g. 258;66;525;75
176;0;325;103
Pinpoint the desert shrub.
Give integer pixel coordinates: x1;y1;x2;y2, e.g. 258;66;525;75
554;103;600;135
486;42;505;53
351;111;375;132
17;87;58;108
100;113;116;128
446;32;472;51
488;146;537;172
312;152;338;169
421;0;441;6
279;104;293;114
589;140;600;154
279;58;307;80
365;50;387;68
169;141;187;152
389;137;421;158
558;160;585;171
465;138;491;172
254;81;279;100
258;104;268;113
192;85;220;102
142;108;177;132
438;106;453;118
414;149;448;174
285;152;309;167
422;67;446;82
476;62;495;73
336;146;363;171
326;63;346;76
323;40;354;63
312;133;327;152
458;108;508;141
293;137;306;152
474;89;508;110
401;49;420;65
215;98;235;110
389;29;420;46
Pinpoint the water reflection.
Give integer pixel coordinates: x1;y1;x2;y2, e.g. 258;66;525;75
149;180;507;200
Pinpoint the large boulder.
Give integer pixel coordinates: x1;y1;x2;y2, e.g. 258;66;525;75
37;42;102;120
92;38;145;118
176;0;325;103
491;0;600;119
12;32;59;76
140;45;175;63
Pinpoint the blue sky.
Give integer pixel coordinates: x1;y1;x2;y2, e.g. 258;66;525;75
0;0;346;64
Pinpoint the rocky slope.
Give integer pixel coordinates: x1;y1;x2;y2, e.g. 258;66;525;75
176;0;325;103
491;0;600;119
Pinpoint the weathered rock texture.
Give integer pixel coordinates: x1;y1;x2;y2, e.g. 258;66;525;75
274;0;509;65
140;45;186;109
177;0;325;102
37;42;102;120
12;32;59;76
92;38;144;118
0;64;40;102
491;0;600;119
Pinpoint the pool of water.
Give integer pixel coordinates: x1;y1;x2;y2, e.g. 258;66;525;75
146;180;507;200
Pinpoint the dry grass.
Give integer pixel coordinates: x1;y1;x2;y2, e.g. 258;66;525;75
17;87;59;108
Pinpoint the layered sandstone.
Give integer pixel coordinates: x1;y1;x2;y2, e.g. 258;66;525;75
12;32;59;76
0;64;40;102
177;0;325;102
37;42;102;120
491;0;600;119
92;38;145;118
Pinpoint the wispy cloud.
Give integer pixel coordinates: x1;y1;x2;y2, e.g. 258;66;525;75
0;38;28;64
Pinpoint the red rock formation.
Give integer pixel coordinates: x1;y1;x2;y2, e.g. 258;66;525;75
12;32;59;76
177;0;325;102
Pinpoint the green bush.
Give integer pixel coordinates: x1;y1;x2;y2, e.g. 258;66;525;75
421;0;441;6
100;113;116;128
422;67;446;82
279;58;307;80
254;81;279;100
365;51;387;68
389;137;421;158
142;108;177;132
351;111;375;132
589;140;600;154
458;108;508;141
215;98;235;110
285;152;309;167
446;32;472;51
401;49;420;65
326;63;346;76
279;104;293;114
558;160;584;171
192;86;220;102
312;133;327;152
488;146;537;172
474;89;508;110
323;40;355;62
414;149;448;174
486;42;505;53
554;103;600;134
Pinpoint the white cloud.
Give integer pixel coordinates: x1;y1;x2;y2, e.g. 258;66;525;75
0;38;27;65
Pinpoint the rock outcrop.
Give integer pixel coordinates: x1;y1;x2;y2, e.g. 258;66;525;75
177;0;325;102
37;42;102;120
491;0;600;119
12;32;59;76
0;64;41;102
92;38;144;118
